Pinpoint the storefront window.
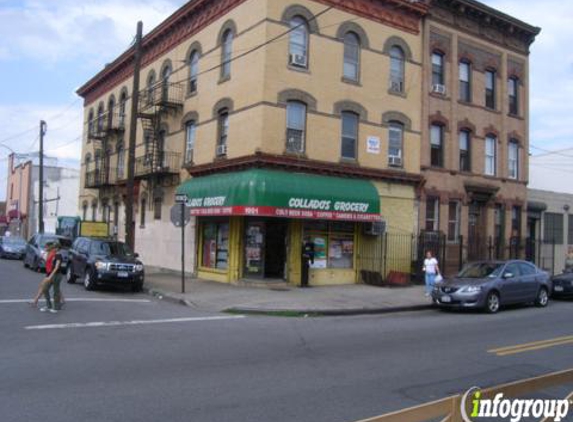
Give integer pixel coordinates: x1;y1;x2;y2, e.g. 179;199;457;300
201;221;229;270
303;221;355;269
244;222;264;276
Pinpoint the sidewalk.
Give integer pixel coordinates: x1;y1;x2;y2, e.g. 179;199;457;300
144;272;434;316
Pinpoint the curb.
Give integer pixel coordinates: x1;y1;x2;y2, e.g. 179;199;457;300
144;286;435;317
224;304;434;317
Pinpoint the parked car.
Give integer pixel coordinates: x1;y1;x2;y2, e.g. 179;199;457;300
431;260;551;313
0;236;27;259
23;234;72;272
551;269;573;298
66;237;144;292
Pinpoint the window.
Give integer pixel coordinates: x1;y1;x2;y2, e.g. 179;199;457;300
343;32;360;81
97;105;104;132
485;135;496;176
161;66;171;101
508;140;519;179
303;221;355;269
388;122;403;166
459;61;471;102
512;206;522;238
91;203;97;222
389;46;405;93
221;30;233;79
289;17;308;67
425;197;440;232
217;110;229;154
87;110;94;137
117;144;125;180
82;204;87;221
568;215;573;244
119;92;127;128
107;98;115;128
485;70;496;109
144;131;152;164
432;52;444;86
341;111;358;160
518;262;537;276
185;121;196;163
448;201;461;241
201;221;229;269
544;212;563;244
113;202;119;228
508;77;519;115
286;101;306;153
146;73;155;105
430;124;443;167
459;130;471;172
494;204;504;240
140;197;146;228
154;197;162;220
189;51;199;94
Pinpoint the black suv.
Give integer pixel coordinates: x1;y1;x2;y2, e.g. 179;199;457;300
66;237;144;292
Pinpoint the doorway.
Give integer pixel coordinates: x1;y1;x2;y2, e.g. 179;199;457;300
467;201;487;260
243;219;288;280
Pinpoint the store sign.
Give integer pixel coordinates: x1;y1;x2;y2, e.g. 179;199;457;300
366;136;380;154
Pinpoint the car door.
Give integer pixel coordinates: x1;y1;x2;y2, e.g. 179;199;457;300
76;239;90;278
499;262;522;304
25;235;36;265
518;262;541;302
69;238;80;275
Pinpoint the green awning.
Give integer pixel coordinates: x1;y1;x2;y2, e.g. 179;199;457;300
176;169;381;222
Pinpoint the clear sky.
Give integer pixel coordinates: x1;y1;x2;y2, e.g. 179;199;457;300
0;0;571;201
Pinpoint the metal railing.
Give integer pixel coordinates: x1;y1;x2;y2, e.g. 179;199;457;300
353;368;573;422
85;168;118;188
139;82;184;113
134;151;181;178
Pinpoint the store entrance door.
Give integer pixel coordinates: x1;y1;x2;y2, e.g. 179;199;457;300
244;219;287;280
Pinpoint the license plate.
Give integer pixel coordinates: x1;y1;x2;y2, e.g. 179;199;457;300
440;295;452;303
117;271;129;278
554;286;564;292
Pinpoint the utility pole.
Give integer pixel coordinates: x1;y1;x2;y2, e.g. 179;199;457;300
38;120;47;234
125;21;143;250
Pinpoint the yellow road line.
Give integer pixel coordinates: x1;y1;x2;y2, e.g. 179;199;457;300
489;335;573;356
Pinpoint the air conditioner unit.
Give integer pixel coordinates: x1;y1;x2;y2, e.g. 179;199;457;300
364;221;386;236
216;144;227;156
388;156;402;167
290;54;307;68
389;80;403;92
432;84;446;95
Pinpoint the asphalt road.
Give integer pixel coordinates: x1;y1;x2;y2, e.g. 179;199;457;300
1;258;572;422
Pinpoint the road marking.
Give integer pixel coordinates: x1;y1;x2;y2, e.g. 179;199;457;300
25;315;245;330
489;335;573;356
0;298;152;304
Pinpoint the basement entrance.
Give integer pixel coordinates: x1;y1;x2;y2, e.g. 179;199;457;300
244;219;288;280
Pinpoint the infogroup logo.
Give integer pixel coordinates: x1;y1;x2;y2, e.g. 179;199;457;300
461;386;571;422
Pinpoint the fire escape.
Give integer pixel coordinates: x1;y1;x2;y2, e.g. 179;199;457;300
136;81;184;186
86;111;126;189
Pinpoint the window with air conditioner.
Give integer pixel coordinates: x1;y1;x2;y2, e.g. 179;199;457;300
431;52;445;86
185;121;196;163
289;17;308;68
217;111;229;156
388;122;403;166
286;101;306;153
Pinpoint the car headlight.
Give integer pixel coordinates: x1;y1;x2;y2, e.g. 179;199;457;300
135;264;144;272
460;285;482;294
95;261;109;271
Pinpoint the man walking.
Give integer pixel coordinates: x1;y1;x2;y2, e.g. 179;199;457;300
39;242;64;313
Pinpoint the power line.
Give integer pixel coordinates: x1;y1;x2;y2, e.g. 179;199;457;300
530;145;573;158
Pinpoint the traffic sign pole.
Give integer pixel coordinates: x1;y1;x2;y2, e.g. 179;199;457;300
181;201;185;294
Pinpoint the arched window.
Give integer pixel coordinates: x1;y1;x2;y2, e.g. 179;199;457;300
508;139;519;179
459;130;471;172
185;121;196;164
388;122;404;167
343;32;360;81
286;101;307;153
94;150;102;174
389;46;405;93
289;17;308;68
189;51;199;94
221;30;233;79
341;111;359;160
87;109;94;137
107;97;115;128
116;142;125;180
146;72;156;105
119;91;127;128
161;65;171;101
96;104;104;132
91;201;97;222
216;109;229;156
82;202;88;221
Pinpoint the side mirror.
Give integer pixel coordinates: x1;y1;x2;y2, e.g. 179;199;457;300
503;272;514;279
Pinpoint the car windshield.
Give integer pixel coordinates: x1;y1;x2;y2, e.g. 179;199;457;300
39;237;72;249
458;263;504;279
90;241;133;256
4;237;26;246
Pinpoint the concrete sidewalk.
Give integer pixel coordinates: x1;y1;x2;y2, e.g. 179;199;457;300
144;271;434;316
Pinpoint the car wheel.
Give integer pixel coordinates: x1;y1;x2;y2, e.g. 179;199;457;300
485;291;500;314
534;287;549;307
84;269;96;291
66;266;76;284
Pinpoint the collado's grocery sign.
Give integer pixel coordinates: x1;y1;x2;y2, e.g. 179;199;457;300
181;196;379;222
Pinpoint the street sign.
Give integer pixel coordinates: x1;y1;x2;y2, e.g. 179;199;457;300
170;204;191;227
175;194;187;204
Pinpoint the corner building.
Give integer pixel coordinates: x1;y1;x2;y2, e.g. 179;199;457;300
77;0;428;285
420;0;539;273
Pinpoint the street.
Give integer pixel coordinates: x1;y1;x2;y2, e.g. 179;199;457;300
1;258;572;422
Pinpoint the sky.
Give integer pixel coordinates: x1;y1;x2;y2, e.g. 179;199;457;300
0;0;571;201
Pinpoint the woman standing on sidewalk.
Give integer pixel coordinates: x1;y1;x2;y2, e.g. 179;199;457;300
423;250;440;297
